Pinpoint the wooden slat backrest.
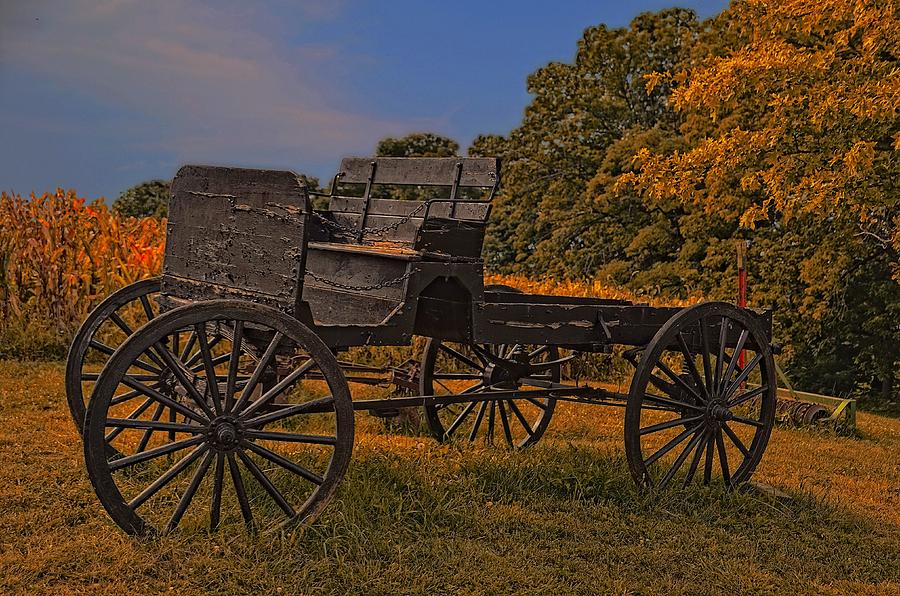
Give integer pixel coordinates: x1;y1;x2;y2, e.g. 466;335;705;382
338;157;500;188
161;165;310;316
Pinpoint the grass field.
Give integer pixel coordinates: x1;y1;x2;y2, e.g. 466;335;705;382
0;360;898;595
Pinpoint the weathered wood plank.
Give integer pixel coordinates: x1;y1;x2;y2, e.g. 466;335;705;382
162;165;310;315
328;196;490;219
338;157;499;187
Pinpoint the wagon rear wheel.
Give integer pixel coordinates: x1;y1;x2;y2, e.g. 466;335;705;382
66;278;162;434
624;302;776;490
420;340;558;448
84;300;354;535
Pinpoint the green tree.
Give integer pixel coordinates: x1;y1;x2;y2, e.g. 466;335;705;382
478;8;703;275
376;133;459;157
113;180;171;219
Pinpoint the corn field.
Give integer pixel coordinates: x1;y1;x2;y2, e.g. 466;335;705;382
0;190;164;358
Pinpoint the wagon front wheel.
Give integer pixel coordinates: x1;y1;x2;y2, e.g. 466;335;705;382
624;302;776;491
84;300;354;535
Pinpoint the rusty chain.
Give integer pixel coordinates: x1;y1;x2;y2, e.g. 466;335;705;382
306;268;417;292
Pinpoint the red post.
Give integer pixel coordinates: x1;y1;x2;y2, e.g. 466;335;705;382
737;240;749;368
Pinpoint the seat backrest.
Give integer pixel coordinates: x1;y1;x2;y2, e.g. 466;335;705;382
322;157;499;257
161;165;310;316
337;156;499;188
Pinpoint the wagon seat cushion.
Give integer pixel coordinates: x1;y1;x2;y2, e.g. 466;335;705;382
311;156;500;262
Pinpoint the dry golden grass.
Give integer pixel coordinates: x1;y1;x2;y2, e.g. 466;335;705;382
1;360;898;595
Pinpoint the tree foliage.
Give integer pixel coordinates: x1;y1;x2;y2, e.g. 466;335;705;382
475;2;898;402
113;180;171;219
376;133;459;158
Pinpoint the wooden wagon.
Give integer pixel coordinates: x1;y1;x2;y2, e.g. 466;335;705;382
67;157;777;535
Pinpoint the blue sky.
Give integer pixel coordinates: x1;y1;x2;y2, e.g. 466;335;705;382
0;0;725;200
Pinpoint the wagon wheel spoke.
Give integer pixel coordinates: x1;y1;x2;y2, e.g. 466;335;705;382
676;332;708;402
444;401;478;438
730;415;765;428
110;388;144;406
242;441;324;486
244;430;337;445
105;397;155;443
119;374;208;424
139;294;156;322
224;321;244;412
722;353;763;401
728;385;768;408
657;427;706;490
468;401;488;441
195;324;223;415
240;357;318;419
497;401;514;446
643;423;704;468
699;318;713;391
655;360;705;405
109;435;206;471
642;393;705;413
152;341;215;419
505;400;534;438
721;329;749;390
714;316;729;394
166;450;214;532
243;397;335;428
524;397;548;411
438;344;485;372
722;422;751;457
236;450;296;518
128;444;209;510
108;311;166;370
715;429;731;487
227;452;254;532
702;433;715;485
682;429;709;487
210;453;225;531
232;332;284;415
135;403;166;453
90;340;159;375
104;417;203;434
486;401;496;444
189;350;229;374
178;329;198;362
639;414;705;436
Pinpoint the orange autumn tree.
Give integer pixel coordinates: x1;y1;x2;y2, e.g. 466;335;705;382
619;0;899;400
624;0;899;262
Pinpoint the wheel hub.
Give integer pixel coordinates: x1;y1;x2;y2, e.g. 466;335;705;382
208;416;242;451
483;363;517;389
157;368;178;394
707;400;733;422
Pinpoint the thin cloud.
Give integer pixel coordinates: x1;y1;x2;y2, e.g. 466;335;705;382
0;0;430;162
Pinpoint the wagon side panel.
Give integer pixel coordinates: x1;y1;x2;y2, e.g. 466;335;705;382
161;165;311;317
